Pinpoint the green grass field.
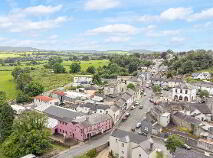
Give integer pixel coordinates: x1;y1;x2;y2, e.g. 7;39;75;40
0;71;17;100
0;59;109;99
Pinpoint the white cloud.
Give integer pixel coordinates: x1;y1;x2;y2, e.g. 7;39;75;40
49;34;59;39
170;37;185;43
85;0;120;10
160;8;193;20
137;7;213;23
188;8;213;21
9;16;67;32
105;36;130;42
146;29;180;37
87;24;138;35
19;5;63;16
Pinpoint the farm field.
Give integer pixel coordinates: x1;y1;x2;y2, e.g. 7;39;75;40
0;59;110;99
0;53;22;59
0;71;17;100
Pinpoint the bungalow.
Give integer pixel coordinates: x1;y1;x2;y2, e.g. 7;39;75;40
109;129;168;158
34;96;60;111
192;72;211;80
44;105;113;141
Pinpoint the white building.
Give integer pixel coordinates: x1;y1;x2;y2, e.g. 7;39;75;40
106;105;121;123
191;81;213;96
172;85;196;102
159;112;170;127
11;104;26;115
192;72;211;80
110;129;167;158
34;96;60;111
73;75;93;86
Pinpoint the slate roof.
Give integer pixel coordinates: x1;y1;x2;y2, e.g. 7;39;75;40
78;103;110;111
188;103;211;114
44;105;84;122
173;112;202;125
173;148;213;158
111;129;148;144
79;113;112;127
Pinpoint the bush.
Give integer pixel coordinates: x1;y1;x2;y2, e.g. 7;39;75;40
86;149;97;158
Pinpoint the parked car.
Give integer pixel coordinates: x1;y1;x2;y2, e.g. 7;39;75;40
136;122;141;128
182;144;191;150
122;116;128;121
135;102;140;106
125;112;130;117
131;126;136;132
138;131;147;136
144;93;146;96
130;106;135;110
139;105;143;109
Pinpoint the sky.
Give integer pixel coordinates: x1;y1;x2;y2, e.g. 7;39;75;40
0;0;213;51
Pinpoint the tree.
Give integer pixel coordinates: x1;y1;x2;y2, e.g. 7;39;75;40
165;135;184;154
127;83;136;90
53;63;66;73
16;72;32;91
93;74;102;85
0;91;7;102
16;91;32;103
12;67;25;80
2;111;51;158
0;101;14;142
87;66;96;74
82;56;89;61
199;90;209;98
70;63;81;73
152;85;161;94
128;63;138;74
156;151;164;158
24;82;44;97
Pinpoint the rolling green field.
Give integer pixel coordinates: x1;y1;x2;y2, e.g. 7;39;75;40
0;53;22;59
0;59;109;99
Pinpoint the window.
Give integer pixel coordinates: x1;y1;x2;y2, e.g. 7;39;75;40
63;130;64;133
180;89;182;93
175;89;177;93
139;154;141;158
116;139;118;142
122;151;124;154
185;90;188;94
122;143;124;147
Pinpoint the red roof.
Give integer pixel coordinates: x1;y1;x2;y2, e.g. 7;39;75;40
35;96;54;102
52;91;65;96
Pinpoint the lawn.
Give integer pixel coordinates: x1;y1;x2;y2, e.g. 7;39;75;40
0;71;17;100
0;53;22;59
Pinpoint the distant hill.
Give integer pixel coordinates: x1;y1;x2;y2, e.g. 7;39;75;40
0;46;39;52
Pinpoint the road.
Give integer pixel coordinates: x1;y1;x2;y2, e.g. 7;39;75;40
53;88;158;158
118;88;153;131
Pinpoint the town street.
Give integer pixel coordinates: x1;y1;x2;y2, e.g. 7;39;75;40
53;88;155;158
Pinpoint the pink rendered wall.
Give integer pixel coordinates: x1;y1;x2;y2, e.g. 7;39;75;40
52;118;113;141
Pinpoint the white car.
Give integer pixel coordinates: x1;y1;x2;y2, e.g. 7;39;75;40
125;112;130;117
130;106;135;110
136;122;141;128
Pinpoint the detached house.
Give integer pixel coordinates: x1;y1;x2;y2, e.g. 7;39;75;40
34;96;60;111
44;106;113;141
109;129;168;158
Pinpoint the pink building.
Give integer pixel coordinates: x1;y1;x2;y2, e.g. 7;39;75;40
44;106;113;141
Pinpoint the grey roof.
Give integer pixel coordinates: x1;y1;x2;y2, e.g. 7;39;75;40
188;103;211;114
44;105;83;122
85;86;98;90
173;112;202;125
126;88;135;96
80;113;112;127
173;148;213;158
192;81;213;88
111;129;148;144
121;92;132;101
115;98;126;107
110;105;120;112
79;103;110;111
